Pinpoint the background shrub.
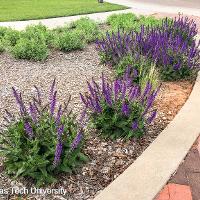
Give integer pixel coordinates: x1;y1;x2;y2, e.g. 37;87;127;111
80;72;159;139
2;29;21;48
69;17;100;42
107;13;138;31
22;24;53;45
0;40;5;53
0;81;87;186
0;27;9;39
107;13;161;32
11;37;49;61
53;30;85;52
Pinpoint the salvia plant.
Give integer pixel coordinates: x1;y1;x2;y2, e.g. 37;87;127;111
80;67;159;139
96;16;200;81
161;16;198;44
0;80;87;186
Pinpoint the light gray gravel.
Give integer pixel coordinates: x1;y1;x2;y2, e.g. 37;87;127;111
0;44;113;124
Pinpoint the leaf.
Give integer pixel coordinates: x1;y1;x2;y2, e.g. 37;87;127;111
78;153;89;162
59;165;72;173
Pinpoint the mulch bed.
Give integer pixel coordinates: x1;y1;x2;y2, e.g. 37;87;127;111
0;18;197;198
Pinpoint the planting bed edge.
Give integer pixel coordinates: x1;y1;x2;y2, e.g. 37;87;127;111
94;71;200;200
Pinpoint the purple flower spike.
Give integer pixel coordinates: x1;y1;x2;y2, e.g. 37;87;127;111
57;124;64;139
56;105;62;126
34;85;42;105
133;69;138;77
114;79;121;101
50;91;57;116
147;110;157;124
71;131;83;151
79;109;87;125
132;120;138;130
121;82;127;100
80;93;87;106
121;101;129;116
24;121;33;139
53;141;63;167
12;87;26;115
142;81;152;98
29;102;37;123
50;79;56;102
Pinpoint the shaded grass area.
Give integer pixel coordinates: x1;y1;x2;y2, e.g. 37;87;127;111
0;0;127;22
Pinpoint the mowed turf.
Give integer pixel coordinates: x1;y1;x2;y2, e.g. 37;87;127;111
0;0;127;22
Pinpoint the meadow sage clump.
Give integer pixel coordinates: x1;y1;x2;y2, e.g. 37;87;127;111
0;80;87;186
96;16;200;81
80;69;159;139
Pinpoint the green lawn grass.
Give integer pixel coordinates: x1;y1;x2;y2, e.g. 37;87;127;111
0;0;127;22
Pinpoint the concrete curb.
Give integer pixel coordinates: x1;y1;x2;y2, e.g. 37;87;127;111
94;72;200;200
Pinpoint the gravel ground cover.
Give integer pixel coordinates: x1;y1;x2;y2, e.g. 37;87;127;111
0;43;194;200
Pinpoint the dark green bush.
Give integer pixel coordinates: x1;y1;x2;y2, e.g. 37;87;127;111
2;29;21;47
107;13;161;32
11;37;48;61
0;81;87;186
53;30;85;52
0;27;8;39
70;17;100;42
22;24;52;44
0;40;5;53
107;13;138;31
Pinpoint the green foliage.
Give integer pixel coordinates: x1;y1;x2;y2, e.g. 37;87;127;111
0;40;5;53
0;27;8;39
91;100;146;139
2;29;21;48
53;30;85;52
116;55;159;89
70;17;100;42
22;24;53;45
107;13;138;31
159;62;195;81
11;37;49;61
107;13;161;32
9;24;52;61
0;114;86;186
133;16;162;32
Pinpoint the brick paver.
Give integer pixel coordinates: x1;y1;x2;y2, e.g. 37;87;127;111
155;183;192;200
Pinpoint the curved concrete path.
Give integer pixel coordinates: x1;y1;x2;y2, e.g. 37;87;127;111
106;0;200;16
0;0;199;30
94;72;200;200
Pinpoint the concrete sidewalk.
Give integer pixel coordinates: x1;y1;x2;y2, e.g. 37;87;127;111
106;0;200;17
0;9;133;30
